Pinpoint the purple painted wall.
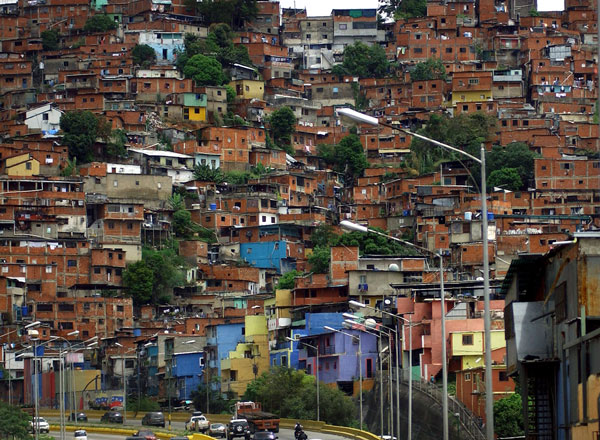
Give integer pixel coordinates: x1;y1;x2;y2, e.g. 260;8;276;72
299;330;378;384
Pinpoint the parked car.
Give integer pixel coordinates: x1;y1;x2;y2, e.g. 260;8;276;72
30;417;50;433
186;415;209;432
134;430;157;440
142;412;166;428
74;430;88;440
174;399;193;411
69;412;88;422
227;419;251;440
209;423;227;438
101;411;123;424
253;432;277;440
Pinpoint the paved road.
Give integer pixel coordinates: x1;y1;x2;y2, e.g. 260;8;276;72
47;417;345;440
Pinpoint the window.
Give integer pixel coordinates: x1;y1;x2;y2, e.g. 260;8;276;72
339;24;347;30
45;265;53;273
465;373;471;381
499;371;508;381
67;260;77;267
108;222;115;229
462;334;473;345
468;78;479;84
94;267;101;274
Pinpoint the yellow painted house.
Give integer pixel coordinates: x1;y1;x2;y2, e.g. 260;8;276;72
451;329;505;370
266;289;294;367
229;80;264;100
221;315;270;397
3;153;40;176
180;93;207;122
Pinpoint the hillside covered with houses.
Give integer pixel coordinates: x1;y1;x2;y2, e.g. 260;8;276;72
0;0;599;437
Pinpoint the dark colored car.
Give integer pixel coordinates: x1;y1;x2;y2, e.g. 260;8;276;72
69;412;88;422
142;412;166;428
100;411;123;424
134;430;157;440
227;419;251;440
253;432;277;440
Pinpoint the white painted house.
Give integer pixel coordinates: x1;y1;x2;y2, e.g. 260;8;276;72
24;103;63;134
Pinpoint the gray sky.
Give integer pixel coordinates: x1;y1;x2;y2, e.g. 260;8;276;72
279;0;379;16
278;0;563;16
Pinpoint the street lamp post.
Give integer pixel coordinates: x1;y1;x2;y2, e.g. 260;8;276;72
4;321;41;406
287;337;319;421
324;326;363;430
343;319;394;438
338;107;492;440
51;330;79;436
115;343;127;424
348;304;413;440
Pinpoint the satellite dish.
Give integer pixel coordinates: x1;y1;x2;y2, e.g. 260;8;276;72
388;263;400;271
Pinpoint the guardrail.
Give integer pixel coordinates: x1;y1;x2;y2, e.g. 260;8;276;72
407;380;486;440
44;411;378;440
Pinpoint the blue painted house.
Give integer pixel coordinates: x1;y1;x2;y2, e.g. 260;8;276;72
240;240;295;273
172;351;204;400
205;322;245;392
271;313;345;370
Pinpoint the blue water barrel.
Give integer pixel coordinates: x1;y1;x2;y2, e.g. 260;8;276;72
209;203;217;210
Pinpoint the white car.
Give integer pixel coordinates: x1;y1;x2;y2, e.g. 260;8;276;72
186;415;210;432
74;430;88;440
30;417;50;433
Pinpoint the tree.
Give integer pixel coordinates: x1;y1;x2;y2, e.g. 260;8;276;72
311;224;337;248
123;246;187;305
308;246;330;274
122;260;154;305
318;134;368;186
332;228;419;256
132;44;157;67
268;107;296;153
193;165;225;183
379;0;426;18
406;112;496;175
487;167;522;191
106;129;127;158
173;209;195;239
243;367;357;426
275;270;300;290
191;378;234;414
41;29;60;51
0;402;32;439
341;42;389;78
190;0;258;30
225;85;236;103
60;110;102;163
84;14;118;33
486;142;535;190
410;58;447;81
183;54;225;86
494;393;524;437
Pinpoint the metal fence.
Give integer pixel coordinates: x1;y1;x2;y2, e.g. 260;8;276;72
403;377;486;440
